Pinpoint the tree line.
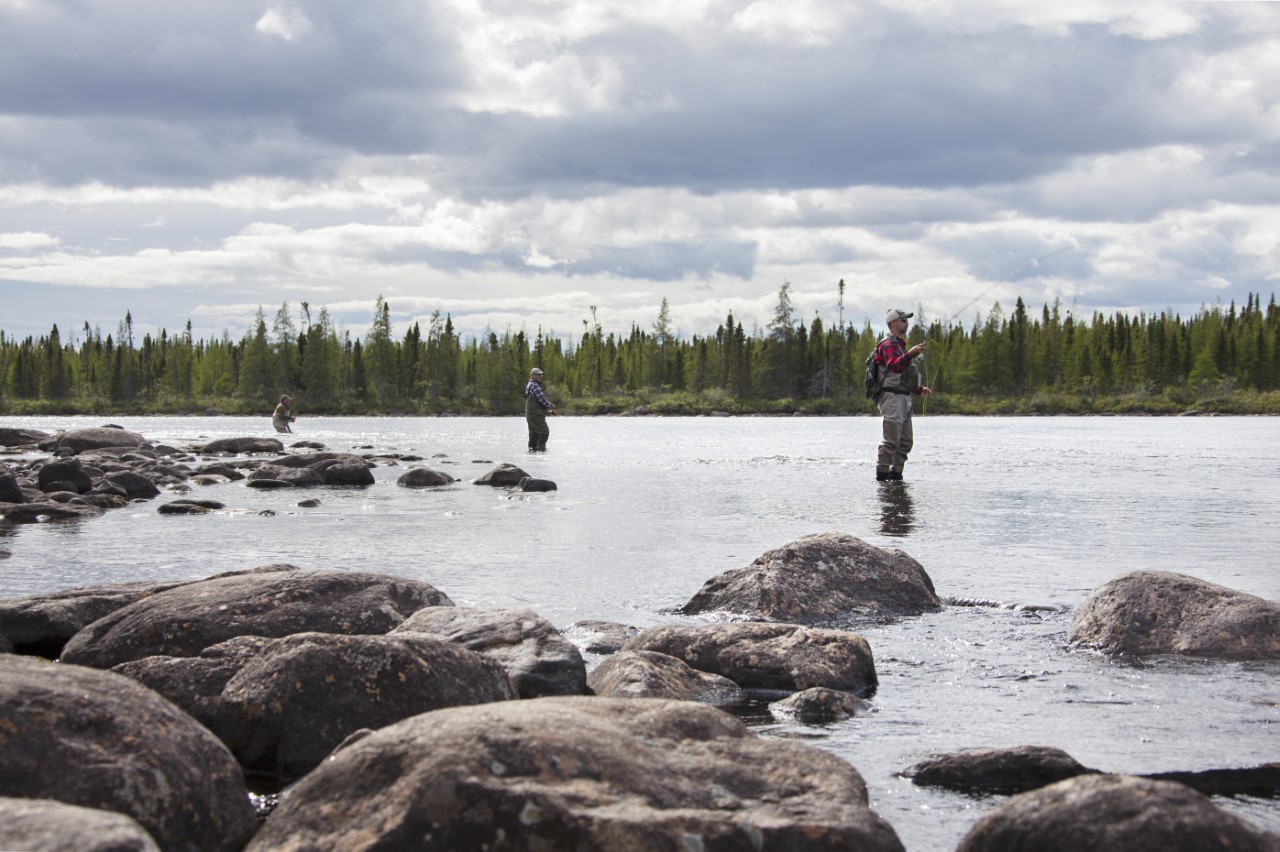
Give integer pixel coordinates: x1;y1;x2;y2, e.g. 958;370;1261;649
2;287;1278;416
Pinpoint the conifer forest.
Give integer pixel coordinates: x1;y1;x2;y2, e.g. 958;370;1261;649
3;287;1278;417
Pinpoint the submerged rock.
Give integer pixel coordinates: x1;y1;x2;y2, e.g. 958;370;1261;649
247;697;905;851
397;467;456;487
903;746;1094;794
678;531;942;623
38;427;148;455
1069;571;1280;660
472;463;530;486
770;687;872;723
198;437;285;455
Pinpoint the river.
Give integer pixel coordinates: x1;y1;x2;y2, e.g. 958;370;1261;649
2;413;1278;849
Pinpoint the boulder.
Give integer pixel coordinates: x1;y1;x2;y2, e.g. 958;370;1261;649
588;649;747;705
678;531;941;623
624;622;878;696
770;687;872;723
319;461;375;486
393;606;587;698
518;476;557;492
216;632;518;781
246;465;324;487
0;797;160;852
0;427;50;447
397;467;456;487
564;619;642;654
194;463;245;481
0;656;257;852
0;500;105;522
1068;571;1280;660
60;568;454;668
38;427;148;455
0;472;26;503
0;578;193;659
247;697;904;851
265;451;367;469
473;463;530;486
198;437;285;455
157;498;225;515
103;470;162;499
36;458;93;493
903;746;1094;794
956;774;1279;851
246;478;295;490
112;636;274;732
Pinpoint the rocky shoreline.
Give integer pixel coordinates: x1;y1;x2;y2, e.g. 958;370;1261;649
1;425;1278;850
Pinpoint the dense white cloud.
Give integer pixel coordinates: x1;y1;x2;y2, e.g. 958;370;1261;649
1;0;1278;345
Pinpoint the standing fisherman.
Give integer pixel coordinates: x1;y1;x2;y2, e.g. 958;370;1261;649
873;309;932;481
272;394;296;434
524;368;556;452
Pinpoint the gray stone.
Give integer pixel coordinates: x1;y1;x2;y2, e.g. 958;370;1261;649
103;470;162;499
1069;571;1280;660
473;462;530;486
247;465;324;487
903;746;1093;794
0;500;105;522
247;697;904;851
0;797;160;852
198;437;285;454
397;467;456;487
589;649;747;705
957;774;1279;852
564;619;642;654
0;656;257;852
38;427;148;455
624;622;878;695
37;458;93;493
518;476;557;492
393;606;587;698
60;568;454;668
770;687;872;723
678;531;942;623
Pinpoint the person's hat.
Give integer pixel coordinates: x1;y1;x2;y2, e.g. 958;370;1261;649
886;308;914;324
530;367;544;376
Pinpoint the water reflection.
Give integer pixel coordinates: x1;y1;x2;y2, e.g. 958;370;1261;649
877;481;914;536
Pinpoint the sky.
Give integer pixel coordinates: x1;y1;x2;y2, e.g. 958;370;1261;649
2;1;1279;347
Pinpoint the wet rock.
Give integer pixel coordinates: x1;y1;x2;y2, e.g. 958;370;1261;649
589;649;747;705
246;465;324;487
678;531;942;623
194;463;245;481
216;632;518;781
563;619;642;654
38;427;148;455
0;655;257;852
393;606;587;698
770;686;872;723
319;461;375;485
0;578;193;659
1068;571;1280;660
103;470;162;499
247;697;904;851
518;476;557;492
397;467;456;487
297;498;321;507
157;499;225;515
0;500;106;522
0;797;160;852
198;437;285;455
903;746;1093;794
266;451;367;469
624;622;878;696
112;636;274;732
36;458;93;493
0;472;27;503
60;568;455;668
472;462;530;486
290;440;326;449
246;478;294;490
956;774;1279;851
1145;763;1280;799
0;427;51;448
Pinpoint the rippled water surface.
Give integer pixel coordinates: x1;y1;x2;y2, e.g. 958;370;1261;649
3;414;1278;849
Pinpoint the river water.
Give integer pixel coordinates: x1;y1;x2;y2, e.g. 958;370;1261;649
2;414;1278;849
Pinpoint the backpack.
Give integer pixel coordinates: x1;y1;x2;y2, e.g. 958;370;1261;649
863;346;882;400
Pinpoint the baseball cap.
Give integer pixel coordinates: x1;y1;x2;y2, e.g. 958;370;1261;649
530;368;544;375
886;309;914;324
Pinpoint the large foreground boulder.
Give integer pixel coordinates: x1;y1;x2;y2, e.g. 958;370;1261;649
0;656;257;852
215;632;518;781
624;622;878;696
392;606;587;698
678;531;942;623
247;697;905;851
0;797;160;852
957;774;1278;851
60;568;454;668
1068;571;1280;660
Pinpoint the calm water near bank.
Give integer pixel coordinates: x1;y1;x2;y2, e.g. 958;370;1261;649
2;414;1278;849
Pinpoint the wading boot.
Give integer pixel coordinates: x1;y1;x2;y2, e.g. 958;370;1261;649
876;467;891;481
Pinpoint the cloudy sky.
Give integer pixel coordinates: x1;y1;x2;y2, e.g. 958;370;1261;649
2;1;1278;346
